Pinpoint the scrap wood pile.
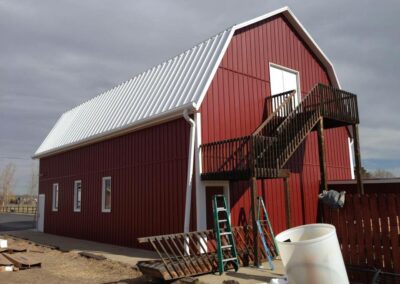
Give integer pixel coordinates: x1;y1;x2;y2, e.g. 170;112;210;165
0;237;42;272
136;224;278;281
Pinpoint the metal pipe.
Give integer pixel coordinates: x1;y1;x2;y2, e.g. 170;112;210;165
348;137;355;179
183;109;196;234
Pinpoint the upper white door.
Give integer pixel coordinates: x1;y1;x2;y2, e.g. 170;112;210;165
269;65;300;111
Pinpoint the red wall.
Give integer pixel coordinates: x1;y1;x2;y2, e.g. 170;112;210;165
200;15;352;234
39;118;194;247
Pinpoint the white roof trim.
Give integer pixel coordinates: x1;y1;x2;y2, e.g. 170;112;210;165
328;179;400;185
34;6;341;158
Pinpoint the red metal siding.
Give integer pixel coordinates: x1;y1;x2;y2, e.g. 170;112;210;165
39;118;194;247
200;15;352;234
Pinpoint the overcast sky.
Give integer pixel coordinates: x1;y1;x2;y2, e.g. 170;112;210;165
1;0;399;194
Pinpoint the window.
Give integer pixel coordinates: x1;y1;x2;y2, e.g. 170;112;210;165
102;177;111;212
52;183;59;211
74;180;82;212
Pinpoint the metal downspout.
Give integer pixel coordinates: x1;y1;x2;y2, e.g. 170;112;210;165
183;109;196;233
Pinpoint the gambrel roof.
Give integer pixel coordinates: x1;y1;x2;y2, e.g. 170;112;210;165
34;7;340;158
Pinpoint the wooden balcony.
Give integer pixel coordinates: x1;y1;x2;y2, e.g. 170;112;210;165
200;84;359;181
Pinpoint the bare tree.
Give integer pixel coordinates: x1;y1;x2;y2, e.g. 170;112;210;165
371;169;396;178
0;163;16;206
29;163;39;198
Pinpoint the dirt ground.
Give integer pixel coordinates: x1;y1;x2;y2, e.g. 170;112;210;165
0;235;149;284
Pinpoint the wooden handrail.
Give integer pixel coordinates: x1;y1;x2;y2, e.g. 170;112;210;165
253;90;296;135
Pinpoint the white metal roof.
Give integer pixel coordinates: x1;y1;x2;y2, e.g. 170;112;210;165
34;7;340;158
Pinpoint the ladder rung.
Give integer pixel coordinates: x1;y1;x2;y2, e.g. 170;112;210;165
218;219;227;223
216;207;226;212
220;232;232;236
223;257;237;262
221;245;232;249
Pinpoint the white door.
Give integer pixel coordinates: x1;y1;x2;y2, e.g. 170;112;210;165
37;194;45;232
269;65;300;112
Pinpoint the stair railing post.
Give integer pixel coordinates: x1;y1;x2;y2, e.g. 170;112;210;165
250;177;260;267
352;124;364;194
317;118;328;192
320;84;325;116
284;175;291;229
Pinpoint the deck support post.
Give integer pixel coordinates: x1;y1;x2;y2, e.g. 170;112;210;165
250;177;260;267
352;124;364;194
317;118;328;192
284;176;291;229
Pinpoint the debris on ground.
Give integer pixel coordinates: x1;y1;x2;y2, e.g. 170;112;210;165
79;251;107;260
0;235;143;283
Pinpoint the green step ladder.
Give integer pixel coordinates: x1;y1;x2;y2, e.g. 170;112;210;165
212;195;239;275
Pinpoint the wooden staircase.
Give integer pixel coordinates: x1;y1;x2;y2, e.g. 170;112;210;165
201;84;359;181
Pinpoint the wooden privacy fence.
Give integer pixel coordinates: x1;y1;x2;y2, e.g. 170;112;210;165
320;193;400;273
0;206;37;215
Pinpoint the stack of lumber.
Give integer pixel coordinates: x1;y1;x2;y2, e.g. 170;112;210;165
0;238;41;272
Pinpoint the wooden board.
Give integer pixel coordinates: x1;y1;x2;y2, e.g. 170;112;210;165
3;253;41;269
0;254;12;266
79;252;106;260
7;245;27;253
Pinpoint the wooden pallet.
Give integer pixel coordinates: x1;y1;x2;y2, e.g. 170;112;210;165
3;253;41;269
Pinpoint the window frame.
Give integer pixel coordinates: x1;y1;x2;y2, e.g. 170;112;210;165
101;176;111;213
52;183;59;212
73;180;82;212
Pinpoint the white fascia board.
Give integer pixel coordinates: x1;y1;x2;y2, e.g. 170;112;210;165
218;6;341;89
328;179;400;185
33;102;196;159
194;28;235;111
233;6;290;30
281;8;341;88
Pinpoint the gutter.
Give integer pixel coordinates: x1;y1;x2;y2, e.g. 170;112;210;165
183;109;196;233
348;138;355;179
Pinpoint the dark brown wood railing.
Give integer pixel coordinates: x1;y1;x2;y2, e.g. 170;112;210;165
201;136;252;180
201;84;359;180
263;89;296;121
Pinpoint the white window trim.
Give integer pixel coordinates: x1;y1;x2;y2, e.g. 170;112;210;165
269;62;302;107
73;180;82;212
102;176;111;213
52;183;59;212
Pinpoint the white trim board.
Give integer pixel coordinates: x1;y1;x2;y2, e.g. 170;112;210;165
196;180;230;231
328;179;400;185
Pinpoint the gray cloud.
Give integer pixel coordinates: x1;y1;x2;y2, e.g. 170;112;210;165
1;0;399;193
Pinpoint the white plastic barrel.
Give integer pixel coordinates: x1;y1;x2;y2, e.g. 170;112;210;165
275;224;348;284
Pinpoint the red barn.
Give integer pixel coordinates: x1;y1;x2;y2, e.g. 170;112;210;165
34;7;361;248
